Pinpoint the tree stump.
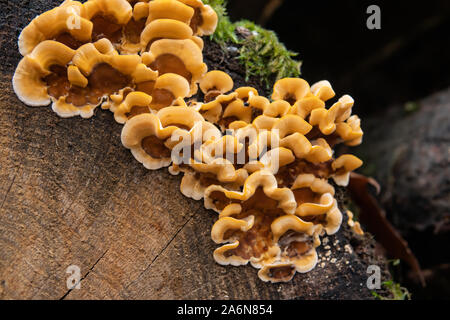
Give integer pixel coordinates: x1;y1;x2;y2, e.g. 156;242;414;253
0;0;388;300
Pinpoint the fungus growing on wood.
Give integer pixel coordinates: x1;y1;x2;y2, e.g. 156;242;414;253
178;0;218;36
13;37;159;118
220;98;252;130
149;73;191;110
263;100;291;118
258;216;322;282
114;91;153;124
235;86;259;102
146;0;194;25
208;171;295;251
310;80;335;102
197;92;237;123
120;4;149;54
199;70;234;103
208;170;322;282
331;154;363;186
289;95;325;119
18;0;92;56
13;40;76;107
57;41;142;117
12;0;367;284
121;107;204;169
335;115;364;146
247;95;271;121
347;210;364;236
245;147;296;175
176;135;250;200
272;78;310;105
179;156;249;200
308;95;355;136
143;39;207;96
141;19;203;53
179;166;248;201
84;0;132;39
291;174;342;235
204;170;296;214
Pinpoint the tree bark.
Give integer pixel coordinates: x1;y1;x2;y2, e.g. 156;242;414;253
0;0;388;300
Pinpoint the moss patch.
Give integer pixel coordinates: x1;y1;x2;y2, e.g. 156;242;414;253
203;0;302;88
204;0;239;45
372;280;412;300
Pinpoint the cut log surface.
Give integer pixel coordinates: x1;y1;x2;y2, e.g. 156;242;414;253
0;0;387;300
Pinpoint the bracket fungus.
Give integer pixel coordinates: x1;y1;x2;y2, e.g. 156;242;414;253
142;38;207;96
199;70;234;103
197;92;238;124
18;0;92;56
207;170;323;282
121;107;205;169
146;0;195;26
272;78;310;105
141;19;203;53
178;0;218;36
13;0;366;283
13;40;76;108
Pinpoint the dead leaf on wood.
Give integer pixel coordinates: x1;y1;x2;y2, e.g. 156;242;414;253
348;172;425;287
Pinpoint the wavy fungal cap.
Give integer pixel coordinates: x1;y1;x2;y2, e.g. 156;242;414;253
198;92;237;123
210;193;322;281
114;91;153;124
335;115;363;146
272;78;310;105
16;37;152;118
83;0;133;24
13;41;76;107
141;19;203;53
143;38;207;96
290;95;325;119
178;0;218;36
147;0;194;25
73;42;141;75
311;80;335;102
309;95;355;135
199;70;234;95
204;170;297;214
18;1;92;56
331;154;363;186
121;107;204;170
121;113;177;170
235;87;259;102
290;174;342;235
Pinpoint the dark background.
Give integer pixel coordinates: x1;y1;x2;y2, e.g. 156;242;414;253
227;0;450;116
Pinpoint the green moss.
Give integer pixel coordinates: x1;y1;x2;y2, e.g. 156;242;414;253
236;20;302;88
203;0;239;45
372;280;412;300
203;0;302;88
372;260;411;300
